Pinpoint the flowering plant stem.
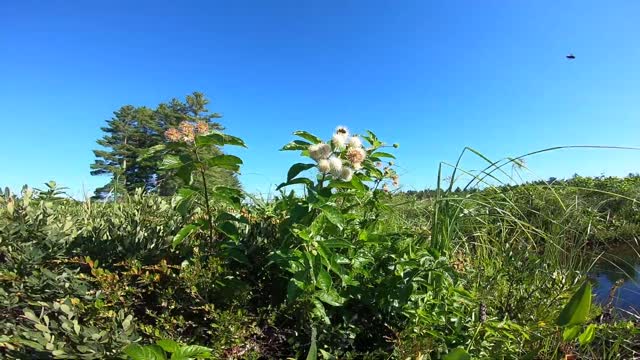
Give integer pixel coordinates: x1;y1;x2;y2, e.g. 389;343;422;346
194;148;214;242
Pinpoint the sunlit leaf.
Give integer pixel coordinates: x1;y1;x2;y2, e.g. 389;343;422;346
124;344;167;360
281;140;311;151
316;289;345;306
316;268;332;290
160;155;183;170
207;155;243;171
294;130;323;144
369;152;395;159
562;325;581;341
156;339;179;354
172;224;199;248
578;324;596;345
556;282;592;326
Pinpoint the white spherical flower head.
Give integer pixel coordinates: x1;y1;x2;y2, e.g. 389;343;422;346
335;125;349;138
317;159;331;173
348;136;363;149
332;133;347;148
347;147;366;165
318;143;332;159
309;144;322;161
340;167;354;182
309;143;331;161
329;157;343;176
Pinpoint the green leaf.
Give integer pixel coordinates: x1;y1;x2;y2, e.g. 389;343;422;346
311;299;330;324
124;344;167;360
288;163;317;182
316;290;345;306
172;224;199;248
321;206;344;227
23;309;39;323
276;177;314;190
207;155;243;171
160;155;183;170
369;152;395;159
443;348;470;360
139;144;166;160
556;282;592;326
319;349;336;360
316;268;332;290
281;140;311;151
195;133;224;147
294;130;323;144
216;222;238;240
578;324;596;345
35;324;49;333
306;327;318;360
175;164;194;185
562;325;582;341
172;345;212;359
221;133;247;148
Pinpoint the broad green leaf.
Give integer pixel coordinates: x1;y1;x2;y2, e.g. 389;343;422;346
316;290;345;306
311;299;330;324
139;144;166;160
281;140;311;151
562;325;581;341
172;224;199;248
221;133;247;148
172;345;212;359
556;282;592;326
316;268;332;290
319;349;336;360
195;133;224;147
124;344;167;360
276;177;314;190
321;206;343;227
369;152;396;159
207;155;243;171
306;328;318;360
443;348;470;360
578;324;596;345
294;130;323;144
288;163;316;182
161;155;183;170
216;222;238;240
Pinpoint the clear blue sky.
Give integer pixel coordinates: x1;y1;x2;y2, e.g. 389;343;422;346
1;0;639;197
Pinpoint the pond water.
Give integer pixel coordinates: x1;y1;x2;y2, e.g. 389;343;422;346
591;243;640;313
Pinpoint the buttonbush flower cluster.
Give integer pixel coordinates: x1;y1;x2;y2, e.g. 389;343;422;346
164;121;210;143
308;126;368;182
280;125;400;192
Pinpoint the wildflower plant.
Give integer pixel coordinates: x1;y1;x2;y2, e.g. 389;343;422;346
275;126;405;356
144;120;247;247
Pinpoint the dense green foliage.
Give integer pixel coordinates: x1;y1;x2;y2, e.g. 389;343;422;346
2;126;640;359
